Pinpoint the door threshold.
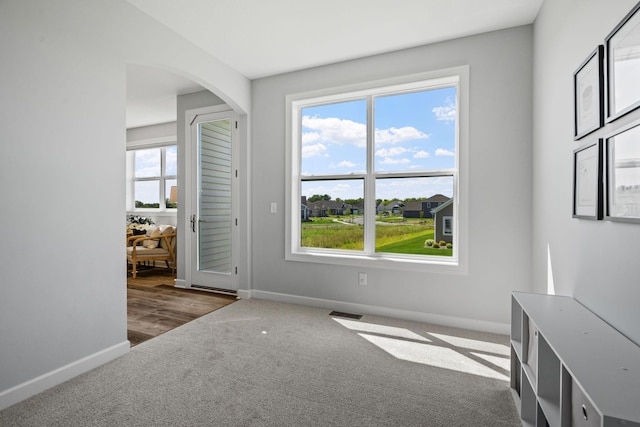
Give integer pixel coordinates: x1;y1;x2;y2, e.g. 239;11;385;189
189;284;237;296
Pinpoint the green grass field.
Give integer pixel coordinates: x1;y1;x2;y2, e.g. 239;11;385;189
301;217;452;256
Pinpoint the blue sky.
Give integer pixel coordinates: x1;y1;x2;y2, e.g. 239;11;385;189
301;86;456;201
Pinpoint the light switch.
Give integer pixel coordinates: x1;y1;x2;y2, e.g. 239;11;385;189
270;202;277;213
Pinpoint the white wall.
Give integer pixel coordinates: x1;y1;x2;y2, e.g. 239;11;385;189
251;26;534;331
532;0;640;346
0;0;249;409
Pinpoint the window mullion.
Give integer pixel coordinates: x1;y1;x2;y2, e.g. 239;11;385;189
160;147;166;209
364;95;376;254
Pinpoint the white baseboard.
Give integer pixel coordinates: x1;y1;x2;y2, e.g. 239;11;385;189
0;341;130;411
236;289;252;299
247;290;509;335
174;279;186;288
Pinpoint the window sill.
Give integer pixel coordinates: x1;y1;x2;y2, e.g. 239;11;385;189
286;250;467;275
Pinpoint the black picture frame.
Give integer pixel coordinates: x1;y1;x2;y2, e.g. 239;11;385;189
605;119;640;222
605;2;640;122
574;46;604;140
573;139;603;220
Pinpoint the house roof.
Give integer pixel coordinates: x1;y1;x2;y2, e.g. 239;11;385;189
403;201;424;211
431;198;454;214
425;194;450;203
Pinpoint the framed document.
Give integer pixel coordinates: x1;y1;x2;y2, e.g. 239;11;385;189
605;120;640;222
573;139;603;219
605;2;640;122
574;46;604;140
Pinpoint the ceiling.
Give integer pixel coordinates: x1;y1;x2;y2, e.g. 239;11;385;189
126;0;543;129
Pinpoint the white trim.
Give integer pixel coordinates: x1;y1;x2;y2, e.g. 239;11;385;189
126;136;176;150
237;289;252;299
0;341;130;411
248;290;509;335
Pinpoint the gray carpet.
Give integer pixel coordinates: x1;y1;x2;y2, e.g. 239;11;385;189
0;299;520;426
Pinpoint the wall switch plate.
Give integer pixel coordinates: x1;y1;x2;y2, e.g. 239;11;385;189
358;272;367;286
270;202;277;213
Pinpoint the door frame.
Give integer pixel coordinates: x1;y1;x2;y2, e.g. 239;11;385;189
183;104;239;291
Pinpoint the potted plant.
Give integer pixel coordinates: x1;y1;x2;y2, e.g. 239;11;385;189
126;215;155;235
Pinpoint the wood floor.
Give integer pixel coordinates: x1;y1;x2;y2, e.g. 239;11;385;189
127;267;236;346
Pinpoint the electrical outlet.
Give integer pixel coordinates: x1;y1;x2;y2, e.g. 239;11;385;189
270;202;277;213
358;272;367;286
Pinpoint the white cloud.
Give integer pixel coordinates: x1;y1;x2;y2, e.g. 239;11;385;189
302;116;428;149
413;150;429;159
435;148;455;156
302;116;366;147
330;160;356;169
302;132;320;144
376;147;409;157
375;127;428;144
302;143;327;158
432;101;456;121
380;157;411;165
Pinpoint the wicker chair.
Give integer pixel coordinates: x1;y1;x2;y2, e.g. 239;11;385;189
126;225;176;278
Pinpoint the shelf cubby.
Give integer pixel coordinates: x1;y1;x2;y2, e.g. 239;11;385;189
537;334;560;427
510;292;640;427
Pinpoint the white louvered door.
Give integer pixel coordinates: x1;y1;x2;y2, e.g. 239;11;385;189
189;109;238;291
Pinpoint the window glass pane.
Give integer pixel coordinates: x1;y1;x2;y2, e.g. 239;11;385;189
134;180;160;208
165;146;177;176
301;179;364;250
166;179;177;209
134;148;161;178
374;87;456;172
301;99;366;176
375;177;453;256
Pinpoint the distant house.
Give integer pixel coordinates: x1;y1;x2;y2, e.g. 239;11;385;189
306;201;326;217
431;198;453;244
306;200;348;217
324;200;348;216
384;201;404;215
349;201;364;215
403;194;450;219
301;196;310;221
402;201;425;218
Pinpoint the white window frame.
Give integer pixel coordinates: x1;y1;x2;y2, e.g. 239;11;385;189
126;137;178;213
285;66;469;274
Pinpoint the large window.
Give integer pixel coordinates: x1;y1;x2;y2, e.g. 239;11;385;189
287;70;467;270
127;145;177;210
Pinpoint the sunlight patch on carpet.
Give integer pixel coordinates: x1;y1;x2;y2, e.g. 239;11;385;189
332;317;431;342
358;333;509;381
471;352;510;372
332;317;509;381
428;332;510;356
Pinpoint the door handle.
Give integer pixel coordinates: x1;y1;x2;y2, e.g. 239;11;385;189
191;214;196;232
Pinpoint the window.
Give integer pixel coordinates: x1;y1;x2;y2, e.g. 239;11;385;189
127;145;177;210
443;216;453;236
287;68;468;271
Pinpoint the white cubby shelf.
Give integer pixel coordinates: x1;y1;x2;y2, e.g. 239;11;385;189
510;292;640;427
